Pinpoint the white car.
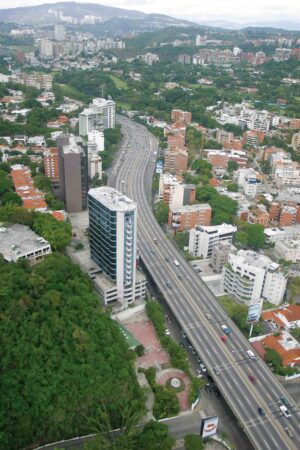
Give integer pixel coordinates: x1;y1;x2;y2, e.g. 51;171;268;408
280;405;291;418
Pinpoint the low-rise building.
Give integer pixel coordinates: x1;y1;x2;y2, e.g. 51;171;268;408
159;174;184;208
188;223;237;258
223;250;287;305
168;204;212;232
275;239;300;262
261;331;300;367
0;224;51;264
262;305;300;330
264;225;300;243
248;204;270;227
171;109;192;125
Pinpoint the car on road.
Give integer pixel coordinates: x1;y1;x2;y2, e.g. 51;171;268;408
285;427;294;438
205;313;212;319
246;350;256;360
153;238;158;244
166;281;172;289
221;324;231;335
220;335;227;343
280;405;291;418
181;330;186;338
165;257;170;262
165;329;170;336
213;367;220;376
173;259;179;267
248;374;256;384
177;274;183;280
200;363;207;373
280;396;290;407
258;407;265;417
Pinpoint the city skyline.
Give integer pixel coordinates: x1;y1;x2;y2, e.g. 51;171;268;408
0;0;300;28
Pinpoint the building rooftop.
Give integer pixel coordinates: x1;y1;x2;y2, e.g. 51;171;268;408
231;250;279;271
262;305;300;329
262;331;300;367
0;224;50;262
88;186;136;212
194;223;237;234
170;203;211;213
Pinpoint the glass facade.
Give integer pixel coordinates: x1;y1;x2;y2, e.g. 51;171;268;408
88;195;117;280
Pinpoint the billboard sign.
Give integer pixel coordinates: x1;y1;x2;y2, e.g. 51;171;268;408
201;416;219;438
247;301;262;324
156;162;163;174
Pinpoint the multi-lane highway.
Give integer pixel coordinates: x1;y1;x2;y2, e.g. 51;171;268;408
113;115;300;450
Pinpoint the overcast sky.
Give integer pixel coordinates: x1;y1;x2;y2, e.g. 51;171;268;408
0;0;300;25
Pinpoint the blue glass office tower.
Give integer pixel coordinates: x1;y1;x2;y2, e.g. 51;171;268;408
88;187;137;305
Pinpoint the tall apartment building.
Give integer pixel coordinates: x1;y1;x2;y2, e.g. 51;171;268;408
279;206;297;226
88;130;104;152
171;109;192;125
92;98;115;129
57;135;88;213
88;187;146;307
79;108;103;137
79;99;115;136
237;168;263;198
44;147;59;181
188;223;237;258
54;24;65;41
168;204;212;232
211;241;232;273
223;250;287;305
39;40;53;59
164;149;188;175
159;174;184;208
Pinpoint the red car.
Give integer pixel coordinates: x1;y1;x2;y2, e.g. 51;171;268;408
221;335;227;343
248;374;256;384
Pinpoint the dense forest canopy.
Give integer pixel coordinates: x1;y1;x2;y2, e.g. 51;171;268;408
0;254;144;450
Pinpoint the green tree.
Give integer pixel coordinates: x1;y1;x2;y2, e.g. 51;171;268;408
184;434;204;450
227;182;238;192
227;160;238;173
154;200;169;224
33;173;52;191
265;348;282;370
1;191;22;206
138;421;175;450
32;213;72;251
0;254;144;450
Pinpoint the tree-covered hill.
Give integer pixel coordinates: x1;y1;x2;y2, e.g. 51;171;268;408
0;254;144;450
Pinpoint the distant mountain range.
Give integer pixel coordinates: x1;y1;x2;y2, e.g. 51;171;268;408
200;19;300;31
0;2;299;34
0;1;198;35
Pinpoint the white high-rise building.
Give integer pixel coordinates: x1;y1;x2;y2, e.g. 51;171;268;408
39;40;53;59
92;98;115;129
79;108;103;136
54;24;65;41
88;130;104;153
189;223;237;258
88;187;146;307
223;250;287;305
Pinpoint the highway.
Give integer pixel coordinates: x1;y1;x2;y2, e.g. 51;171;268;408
113;115;300;450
